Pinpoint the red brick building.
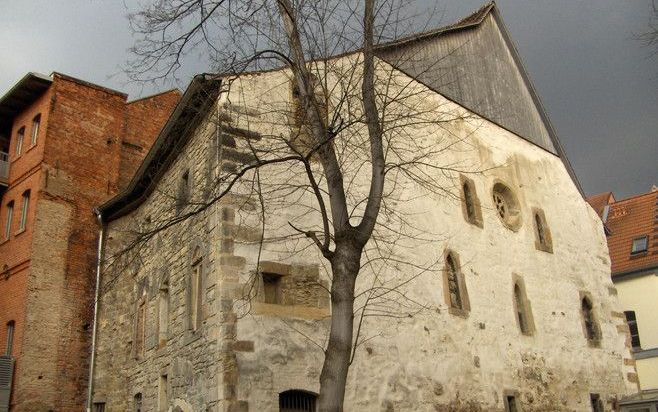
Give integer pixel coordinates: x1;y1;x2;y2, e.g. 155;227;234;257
0;72;179;411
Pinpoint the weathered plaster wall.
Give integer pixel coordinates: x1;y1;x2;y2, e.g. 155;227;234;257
93;58;635;412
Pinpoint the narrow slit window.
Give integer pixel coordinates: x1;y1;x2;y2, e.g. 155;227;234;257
31;114;40;145
513;283;533;335
505;394;520;412
135;297;146;357
442;251;470;315
460;176;483;227
532;209;553;253
158;280;169;345
158;374;168;412
581;296;600;344
189;249;202;331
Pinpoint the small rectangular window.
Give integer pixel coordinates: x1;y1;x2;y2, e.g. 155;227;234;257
589;393;603;412
93;402;106;412
135;300;146;357
262;273;282;304
624;311;641;350
31;114;40;145
631;236;648;255
4;202;13;240
19;191;29;231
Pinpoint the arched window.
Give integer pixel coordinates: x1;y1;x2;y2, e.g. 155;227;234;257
15;126;24;155
133;393;143;412
189;247;202;331
31;114;41;145
279;390;317;412
492;182;522;231
460;175;482;227
581;296;600;343
158;278;170;346
442;251;470;316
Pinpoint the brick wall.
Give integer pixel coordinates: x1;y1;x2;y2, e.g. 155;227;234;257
0;73;179;412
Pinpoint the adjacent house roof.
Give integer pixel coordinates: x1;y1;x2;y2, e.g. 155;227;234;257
586;192;616;218
98;2;584;221
589;189;658;277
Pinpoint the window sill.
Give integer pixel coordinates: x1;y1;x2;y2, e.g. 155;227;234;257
0;238;9;245
14;228;26;238
448;306;470;318
26;144;37;154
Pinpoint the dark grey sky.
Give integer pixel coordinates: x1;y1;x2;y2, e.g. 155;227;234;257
1;0;656;199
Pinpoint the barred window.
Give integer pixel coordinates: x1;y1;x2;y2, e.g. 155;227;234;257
280;390;317;412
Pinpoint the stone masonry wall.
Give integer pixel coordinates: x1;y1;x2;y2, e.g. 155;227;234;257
93;59;636;412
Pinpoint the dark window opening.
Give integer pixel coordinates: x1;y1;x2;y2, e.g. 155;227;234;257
31;114;41;145
15;127;24;155
280;390;317;412
582;297;599;343
263;273;282;304
133;393;142;412
505;395;519;412
624;311;641;350
535;214;546;245
177;170;191;211
93;403;106;412
590;393;604;412
464;183;476;222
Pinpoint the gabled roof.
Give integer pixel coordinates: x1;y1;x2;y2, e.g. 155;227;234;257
586;192;616;218
602;189;658;277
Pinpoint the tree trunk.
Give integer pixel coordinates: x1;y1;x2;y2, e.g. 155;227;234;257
318;241;361;411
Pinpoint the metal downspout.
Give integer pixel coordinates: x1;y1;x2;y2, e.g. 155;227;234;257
86;209;104;412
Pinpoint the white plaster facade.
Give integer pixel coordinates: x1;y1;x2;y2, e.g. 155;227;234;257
91;54;636;412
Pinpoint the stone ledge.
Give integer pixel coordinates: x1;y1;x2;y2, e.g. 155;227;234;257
253;302;330;320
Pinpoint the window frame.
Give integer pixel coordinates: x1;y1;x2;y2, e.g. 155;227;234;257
589;393;604;412
157;278;170;346
503;390;522;412
631;235;648;255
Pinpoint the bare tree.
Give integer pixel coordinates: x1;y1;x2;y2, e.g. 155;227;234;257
115;1;481;410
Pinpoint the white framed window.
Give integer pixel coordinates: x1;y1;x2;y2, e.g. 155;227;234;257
4;201;13;240
19;191;30;231
15;127;25;155
31;114;41;145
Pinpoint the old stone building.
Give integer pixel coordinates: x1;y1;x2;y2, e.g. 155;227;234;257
91;4;636;411
0;72;179;411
